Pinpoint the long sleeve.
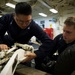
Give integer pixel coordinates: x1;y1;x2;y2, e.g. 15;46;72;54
30;21;54;58
0;14;10;44
49;34;63;56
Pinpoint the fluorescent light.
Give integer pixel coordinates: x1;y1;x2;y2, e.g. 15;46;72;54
49;9;58;13
39;13;47;17
6;3;15;8
0;15;2;17
14;0;31;2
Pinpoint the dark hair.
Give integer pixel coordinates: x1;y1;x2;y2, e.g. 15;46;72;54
64;17;75;28
15;2;32;15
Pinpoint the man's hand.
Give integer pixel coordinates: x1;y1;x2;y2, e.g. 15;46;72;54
22;52;37;62
0;44;9;50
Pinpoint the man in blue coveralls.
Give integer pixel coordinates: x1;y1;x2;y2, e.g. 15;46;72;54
0;2;53;67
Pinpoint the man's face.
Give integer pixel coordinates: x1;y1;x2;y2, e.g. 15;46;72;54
63;25;75;43
14;14;32;29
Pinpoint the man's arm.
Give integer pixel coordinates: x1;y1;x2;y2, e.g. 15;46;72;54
30;21;54;59
49;34;63;56
0;14;10;50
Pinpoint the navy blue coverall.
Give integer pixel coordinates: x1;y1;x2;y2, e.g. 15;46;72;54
0;14;53;63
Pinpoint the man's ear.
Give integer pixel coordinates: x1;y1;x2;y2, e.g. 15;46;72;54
13;13;16;17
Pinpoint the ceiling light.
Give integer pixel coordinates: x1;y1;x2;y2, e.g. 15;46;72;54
49;9;58;13
6;3;15;8
39;13;47;17
0;15;2;17
14;0;31;2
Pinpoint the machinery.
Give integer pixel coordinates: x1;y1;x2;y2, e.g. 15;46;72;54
0;43;34;75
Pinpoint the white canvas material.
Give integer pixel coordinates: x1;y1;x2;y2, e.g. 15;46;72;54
0;49;26;75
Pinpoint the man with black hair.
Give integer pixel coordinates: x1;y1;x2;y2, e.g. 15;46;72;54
0;2;53;66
